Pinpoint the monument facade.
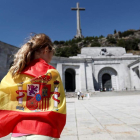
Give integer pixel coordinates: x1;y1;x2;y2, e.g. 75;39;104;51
50;47;140;92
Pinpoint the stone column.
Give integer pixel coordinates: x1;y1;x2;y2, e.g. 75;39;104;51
75;70;79;92
85;59;95;92
129;67;133;90
56;63;64;85
80;63;87;92
139;60;140;79
118;64;126;90
77;3;81;37
139;62;140;90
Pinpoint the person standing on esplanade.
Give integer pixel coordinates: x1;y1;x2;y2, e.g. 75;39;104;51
77;90;80;100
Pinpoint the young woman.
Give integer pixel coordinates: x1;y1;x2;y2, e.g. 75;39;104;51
0;33;66;140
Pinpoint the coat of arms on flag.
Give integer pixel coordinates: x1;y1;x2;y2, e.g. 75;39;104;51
26;84;40;110
15;72;60;112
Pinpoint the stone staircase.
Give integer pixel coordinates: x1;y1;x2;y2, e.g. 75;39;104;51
65;91;95;98
65;91;140;98
65;92;77;98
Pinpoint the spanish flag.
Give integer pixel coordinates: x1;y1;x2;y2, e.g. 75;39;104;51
0;58;66;138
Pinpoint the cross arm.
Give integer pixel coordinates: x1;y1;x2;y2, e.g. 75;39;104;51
79;8;85;11
71;8;77;10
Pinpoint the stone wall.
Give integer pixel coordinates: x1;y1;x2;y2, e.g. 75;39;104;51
0;41;19;81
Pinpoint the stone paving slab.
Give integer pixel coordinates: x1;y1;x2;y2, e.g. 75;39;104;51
1;92;140;140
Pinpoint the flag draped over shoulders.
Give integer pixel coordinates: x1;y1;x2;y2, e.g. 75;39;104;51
0;58;66;138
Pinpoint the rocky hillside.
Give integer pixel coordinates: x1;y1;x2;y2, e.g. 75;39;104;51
53;29;140;57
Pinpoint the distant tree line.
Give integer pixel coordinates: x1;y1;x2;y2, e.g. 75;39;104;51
54;44;80;57
53;31;140;57
118;30;134;38
53;35;104;57
117;39;140;51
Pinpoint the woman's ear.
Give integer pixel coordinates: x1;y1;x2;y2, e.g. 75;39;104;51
42;46;48;54
45;46;49;51
44;46;49;53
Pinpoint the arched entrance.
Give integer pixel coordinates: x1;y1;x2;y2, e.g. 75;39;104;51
102;74;112;91
98;67;118;91
65;68;76;92
135;68;140;78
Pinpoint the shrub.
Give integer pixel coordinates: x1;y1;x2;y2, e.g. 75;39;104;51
91;42;101;47
107;37;117;44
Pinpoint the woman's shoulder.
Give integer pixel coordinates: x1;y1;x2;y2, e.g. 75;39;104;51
48;64;56;70
21;59;56;77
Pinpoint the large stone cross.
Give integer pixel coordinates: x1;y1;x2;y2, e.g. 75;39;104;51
71;2;85;38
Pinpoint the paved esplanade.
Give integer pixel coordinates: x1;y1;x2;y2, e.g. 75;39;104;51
61;91;140;140
1;91;140;140
71;3;85;38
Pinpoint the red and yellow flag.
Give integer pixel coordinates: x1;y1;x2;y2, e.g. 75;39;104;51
0;58;66;138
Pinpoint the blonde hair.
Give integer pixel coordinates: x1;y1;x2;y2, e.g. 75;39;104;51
9;33;55;78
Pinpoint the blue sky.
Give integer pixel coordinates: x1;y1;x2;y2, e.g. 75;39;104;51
0;0;140;47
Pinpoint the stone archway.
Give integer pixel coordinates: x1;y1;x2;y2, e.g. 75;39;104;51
65;68;76;92
98;67;118;91
135;68;140;78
